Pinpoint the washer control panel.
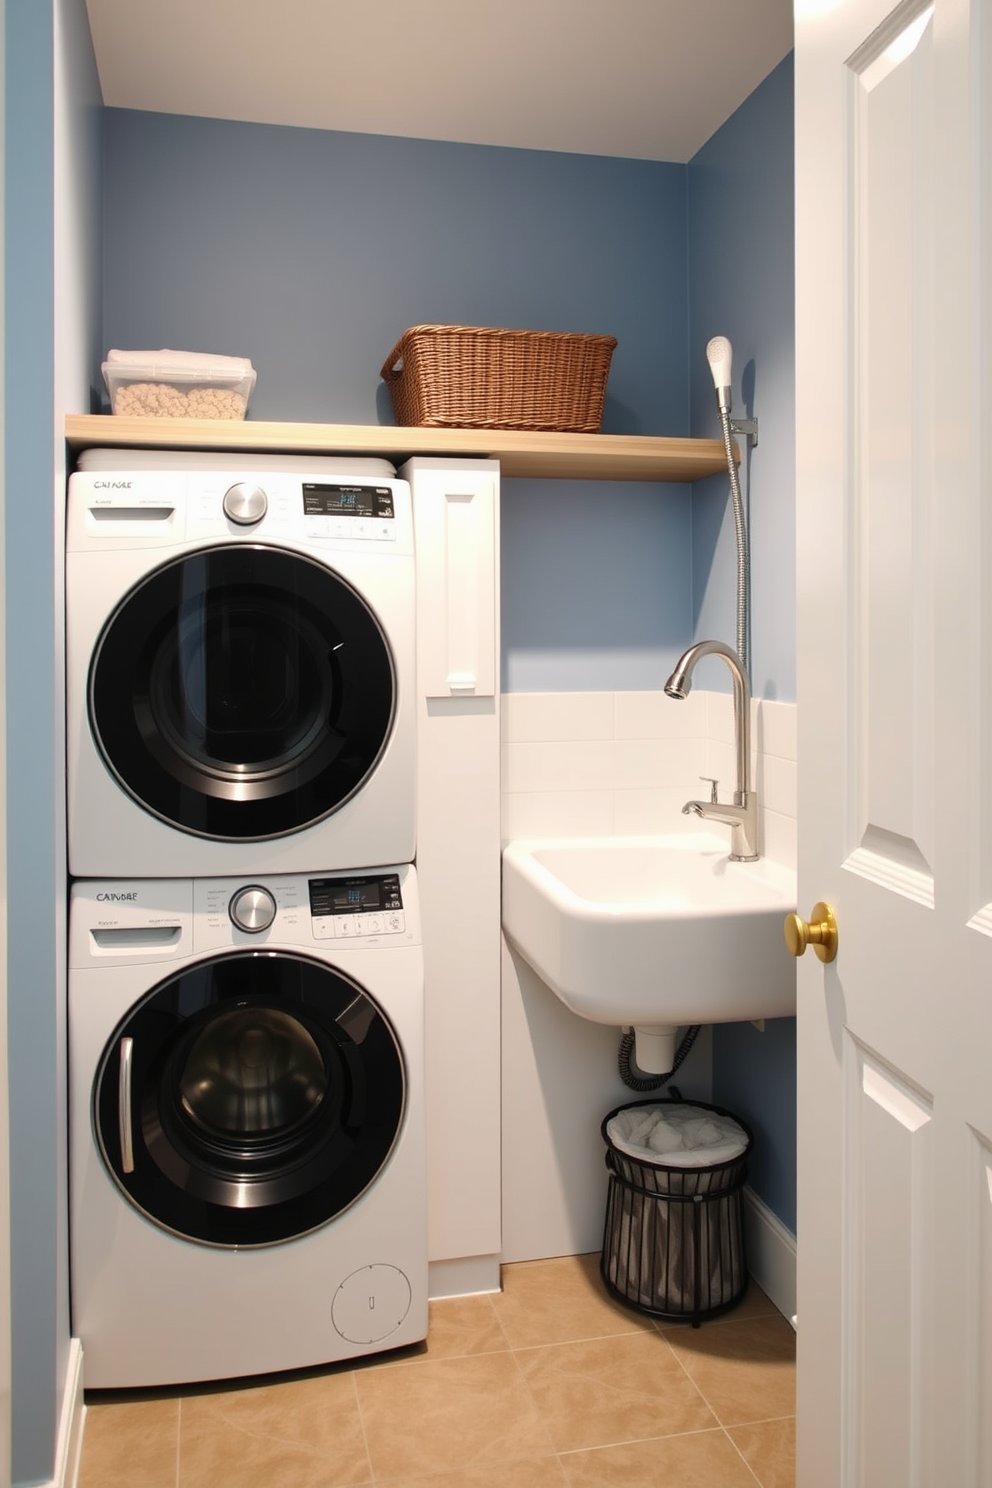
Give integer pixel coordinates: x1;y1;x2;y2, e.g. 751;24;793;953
71;868;419;963
309;872;405;940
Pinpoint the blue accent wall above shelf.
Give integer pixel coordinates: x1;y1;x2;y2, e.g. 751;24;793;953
65;415;734;483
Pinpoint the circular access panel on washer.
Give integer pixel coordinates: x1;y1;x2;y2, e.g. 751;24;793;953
88;544;396;841
331;1265;412;1344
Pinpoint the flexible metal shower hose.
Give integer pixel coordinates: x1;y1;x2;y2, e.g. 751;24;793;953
718;405;750;679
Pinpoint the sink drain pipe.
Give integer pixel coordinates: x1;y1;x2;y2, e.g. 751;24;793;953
618;1025;701;1092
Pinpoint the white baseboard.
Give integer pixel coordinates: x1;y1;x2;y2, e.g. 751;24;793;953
744;1185;797;1325
428;1254;501;1299
37;1338;85;1488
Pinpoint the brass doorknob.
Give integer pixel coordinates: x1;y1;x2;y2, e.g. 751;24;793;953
784;902;838;963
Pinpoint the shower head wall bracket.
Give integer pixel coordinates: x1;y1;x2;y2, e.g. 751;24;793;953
730;417;759;449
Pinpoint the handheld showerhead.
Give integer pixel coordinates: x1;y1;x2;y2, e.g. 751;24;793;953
706;335;733;414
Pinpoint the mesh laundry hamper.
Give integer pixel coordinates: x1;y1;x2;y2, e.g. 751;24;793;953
600;1098;753;1328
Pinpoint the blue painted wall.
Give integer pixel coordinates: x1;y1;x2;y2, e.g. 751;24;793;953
102;112;698;697
688;55;797;1232
103;114;689;436
5;7;60;1481
5;0;102;1481
501;479;693;691
687;54;797;705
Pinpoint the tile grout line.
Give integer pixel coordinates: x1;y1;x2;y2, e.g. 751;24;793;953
653;1324;724;1424
651;1302;796;1482
380;1341;513;1368
508;1319;720;1462
725;1412;797;1427
485;1287;515;1355
347;1367;378;1487
659;1348;797;1434
722;1423;767;1488
554;1423;744;1457
502;1341;563;1462
505;1324;657;1357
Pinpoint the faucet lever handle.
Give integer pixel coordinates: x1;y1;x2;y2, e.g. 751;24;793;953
699;776;720;804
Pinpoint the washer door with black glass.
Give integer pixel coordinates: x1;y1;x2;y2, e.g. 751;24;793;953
94;951;405;1247
89;545;395;841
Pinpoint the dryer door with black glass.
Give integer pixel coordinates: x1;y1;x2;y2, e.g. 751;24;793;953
89;545;396;841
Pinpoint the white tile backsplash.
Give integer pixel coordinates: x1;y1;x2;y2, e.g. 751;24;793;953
505;739;641;794
612;787;718;836
705;690;736;745
614;689;706;740
758;754;798;819
703;739;739;796
762;808;798;868
501;691;614;743
757;698;798;760
501;689;797;869
502;790;615;840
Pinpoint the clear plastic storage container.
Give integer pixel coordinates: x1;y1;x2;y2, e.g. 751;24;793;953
102;350;256;419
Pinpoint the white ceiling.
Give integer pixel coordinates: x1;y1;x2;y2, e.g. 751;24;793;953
84;0;794;164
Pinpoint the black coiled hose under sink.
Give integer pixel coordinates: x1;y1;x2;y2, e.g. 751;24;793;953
617;1025;702;1092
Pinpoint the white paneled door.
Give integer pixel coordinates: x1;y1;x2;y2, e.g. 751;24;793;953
795;0;992;1483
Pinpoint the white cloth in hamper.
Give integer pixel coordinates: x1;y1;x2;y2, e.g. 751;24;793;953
607;1104;748;1168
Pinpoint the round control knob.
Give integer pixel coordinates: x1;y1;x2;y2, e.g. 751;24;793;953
229;885;277;934
223;482;268;525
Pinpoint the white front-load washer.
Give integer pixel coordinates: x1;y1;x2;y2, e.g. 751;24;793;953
68;865;426;1388
66;450;416;877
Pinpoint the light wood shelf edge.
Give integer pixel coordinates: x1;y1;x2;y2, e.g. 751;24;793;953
65;416;734;483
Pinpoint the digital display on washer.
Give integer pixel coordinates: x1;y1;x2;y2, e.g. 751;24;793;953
308;873;402;917
302;484;394;519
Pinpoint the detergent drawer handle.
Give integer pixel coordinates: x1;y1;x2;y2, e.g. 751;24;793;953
118;1037;135;1174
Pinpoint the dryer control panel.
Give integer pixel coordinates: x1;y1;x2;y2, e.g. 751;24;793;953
309;873;405;940
302;483;397;541
67;451;414;555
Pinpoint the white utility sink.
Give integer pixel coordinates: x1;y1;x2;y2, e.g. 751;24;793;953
502;833;797;1033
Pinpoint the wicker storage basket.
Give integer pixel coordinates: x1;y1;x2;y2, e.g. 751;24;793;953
380;324;617;432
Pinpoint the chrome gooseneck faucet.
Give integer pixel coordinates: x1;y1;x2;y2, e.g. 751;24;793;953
664;639;758;862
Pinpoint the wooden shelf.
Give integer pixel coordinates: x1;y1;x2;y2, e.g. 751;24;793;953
65;415;733;483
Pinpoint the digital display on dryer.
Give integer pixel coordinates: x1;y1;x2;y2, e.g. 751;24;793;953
302;484;395;519
308;873;402;917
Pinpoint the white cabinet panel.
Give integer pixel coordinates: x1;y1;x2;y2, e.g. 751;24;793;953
413;466;497;699
404;459;502;1271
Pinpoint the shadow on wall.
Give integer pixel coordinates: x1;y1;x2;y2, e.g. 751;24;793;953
712;1016;796;1233
501;942;713;1263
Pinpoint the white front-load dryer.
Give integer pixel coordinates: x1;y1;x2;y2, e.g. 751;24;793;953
68;865;426;1388
66;450;416;877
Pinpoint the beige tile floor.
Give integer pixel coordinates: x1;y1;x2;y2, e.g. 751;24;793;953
79;1253;795;1488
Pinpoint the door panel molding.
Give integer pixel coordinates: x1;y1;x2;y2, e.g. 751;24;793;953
844;1037;934;1486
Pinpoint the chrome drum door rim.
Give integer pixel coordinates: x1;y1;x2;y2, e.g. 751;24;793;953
88;544;397;841
93;950;407;1248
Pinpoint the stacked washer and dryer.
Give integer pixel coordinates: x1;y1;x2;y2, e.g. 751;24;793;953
65;450;427;1388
